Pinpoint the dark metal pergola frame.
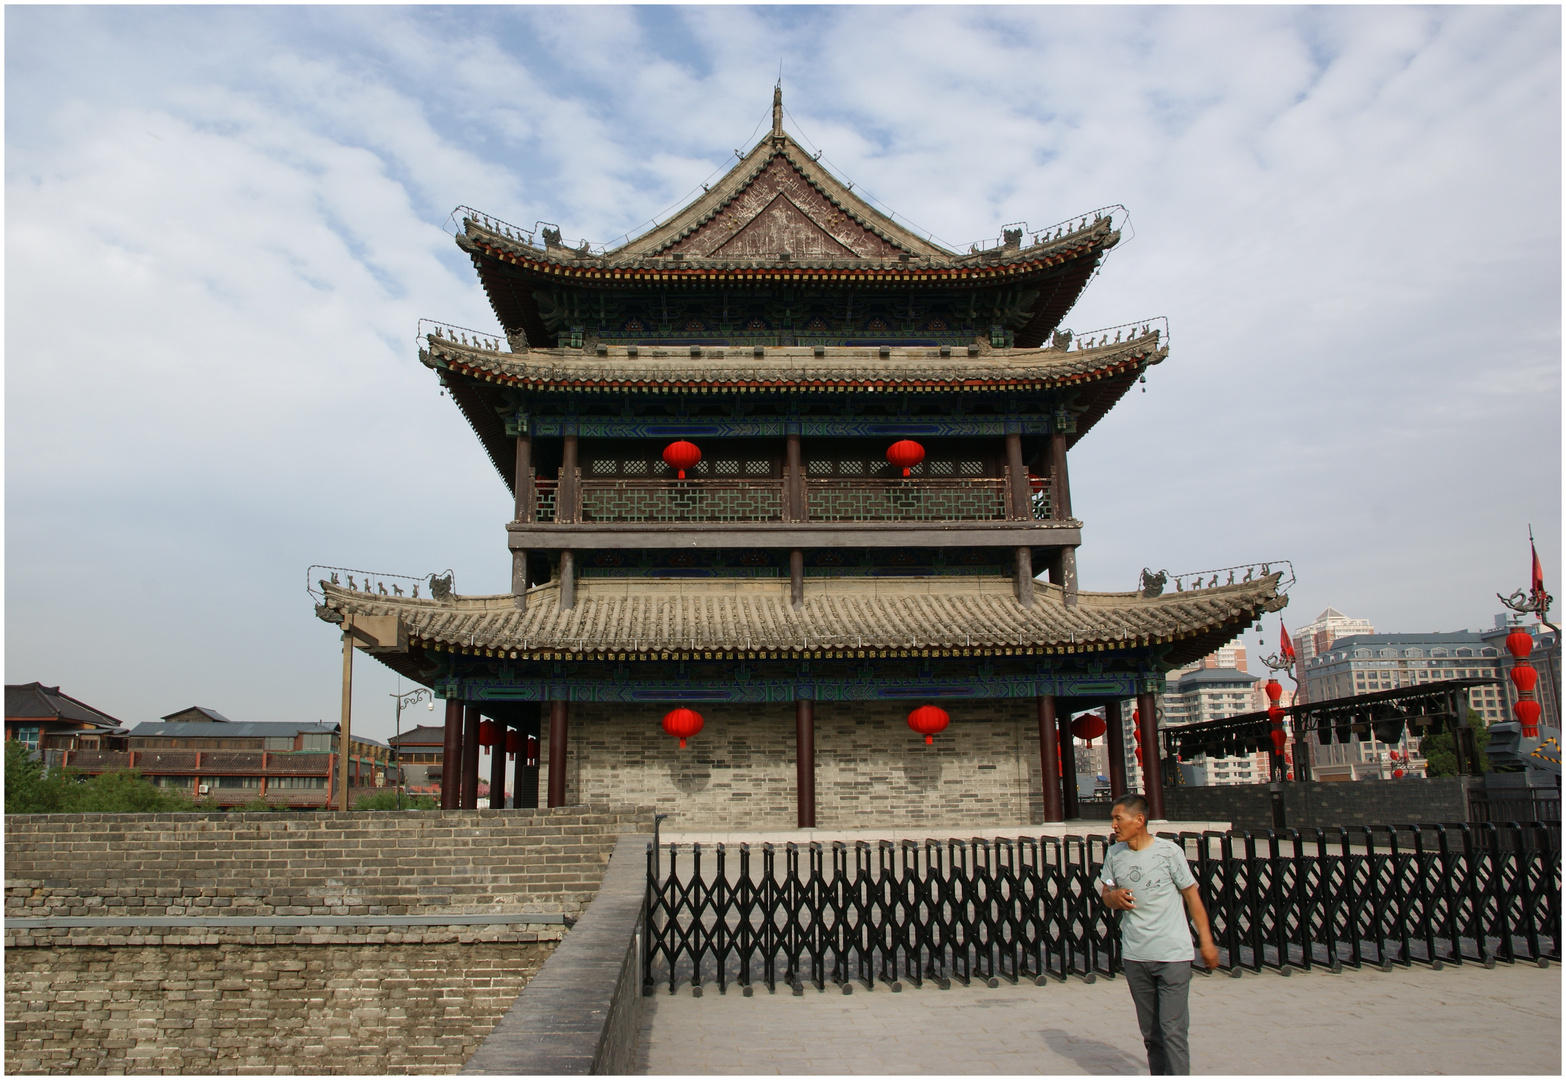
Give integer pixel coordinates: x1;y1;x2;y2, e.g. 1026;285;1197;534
1159;678;1502;779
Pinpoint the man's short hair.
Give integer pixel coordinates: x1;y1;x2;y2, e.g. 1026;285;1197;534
1112;793;1149;819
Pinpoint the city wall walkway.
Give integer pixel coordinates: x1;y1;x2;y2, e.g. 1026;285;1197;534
637;960;1560;1074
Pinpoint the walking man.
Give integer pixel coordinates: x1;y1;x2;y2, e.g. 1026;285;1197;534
1098;793;1219;1075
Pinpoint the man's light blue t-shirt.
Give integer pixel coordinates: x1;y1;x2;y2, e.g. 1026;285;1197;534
1097;837;1198;963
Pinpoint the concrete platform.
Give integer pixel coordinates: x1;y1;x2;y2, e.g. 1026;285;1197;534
636;958;1561;1074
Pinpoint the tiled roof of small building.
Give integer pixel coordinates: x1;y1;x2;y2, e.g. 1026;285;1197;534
4;683;121;729
318;574;1285;675
423;330;1165;392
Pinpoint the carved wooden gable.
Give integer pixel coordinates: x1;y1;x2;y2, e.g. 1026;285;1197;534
668;155;902;259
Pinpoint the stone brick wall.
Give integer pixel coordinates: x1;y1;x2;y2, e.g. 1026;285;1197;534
4;808;650;1075
544;700;1050;830
6;942;553;1075
1164;777;1471;831
6;806;648;918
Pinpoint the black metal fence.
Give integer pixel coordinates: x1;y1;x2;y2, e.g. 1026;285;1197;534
644;823;1560;995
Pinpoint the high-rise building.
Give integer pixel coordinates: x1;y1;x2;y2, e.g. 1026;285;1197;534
1292;608;1375;700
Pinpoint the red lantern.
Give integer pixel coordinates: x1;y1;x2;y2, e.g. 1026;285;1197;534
661;707;704;749
1505;630;1534;660
1511;663;1539;694
1392;768;1405;778
526;734;539;765
886;440;925;478
478;719;495;755
1270;729;1287;753
506;729;521;762
1514;699;1542;737
907;704;950;745
1071;713;1107;742
1134;745;1143;763
663;440;701;479
1265;679;1283;704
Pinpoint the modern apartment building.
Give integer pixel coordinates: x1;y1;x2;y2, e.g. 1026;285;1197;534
1160;666;1272;786
1302;631;1505;780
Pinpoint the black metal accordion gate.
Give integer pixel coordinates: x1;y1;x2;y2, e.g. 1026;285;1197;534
644;824;1560;995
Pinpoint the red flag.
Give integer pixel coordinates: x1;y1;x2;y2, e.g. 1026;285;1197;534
1532;539;1546;608
1280;622;1296;661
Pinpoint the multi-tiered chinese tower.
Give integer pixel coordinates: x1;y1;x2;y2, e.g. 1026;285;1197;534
318;91;1286;828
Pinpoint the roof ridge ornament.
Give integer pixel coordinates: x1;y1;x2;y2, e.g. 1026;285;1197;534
772;84;784;141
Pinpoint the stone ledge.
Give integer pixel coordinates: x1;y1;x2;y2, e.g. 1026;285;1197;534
462;834;650;1075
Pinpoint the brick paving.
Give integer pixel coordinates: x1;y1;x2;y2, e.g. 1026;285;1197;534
636;960;1560;1074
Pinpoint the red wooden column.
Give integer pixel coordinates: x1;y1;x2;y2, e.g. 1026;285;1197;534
786;430;804;609
440;698;463;810
489;717;509;808
547;700;569;808
1136;691;1164;819
1037;696;1063;823
512;433;532;612
1058;706;1080;820
559;433;578;612
461;705;482;810
795;698;816;828
1047;431;1078;607
1104;699;1129;799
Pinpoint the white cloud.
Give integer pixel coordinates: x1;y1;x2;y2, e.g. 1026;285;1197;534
6;6;1558;734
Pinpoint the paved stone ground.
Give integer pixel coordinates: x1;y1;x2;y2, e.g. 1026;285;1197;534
636;961;1561;1074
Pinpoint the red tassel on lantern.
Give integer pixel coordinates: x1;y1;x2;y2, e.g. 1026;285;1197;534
886;440;925;478
1511;663;1539;694
506;729;521;762
1505;630;1534;660
477;719;495;756
907;705;950;745
663;441;701;479
1515;699;1542;737
661;707;704;749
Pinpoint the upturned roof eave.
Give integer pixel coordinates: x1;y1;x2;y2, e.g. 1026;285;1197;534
419;334;1168;390
313;573;1286;674
457;215;1119;278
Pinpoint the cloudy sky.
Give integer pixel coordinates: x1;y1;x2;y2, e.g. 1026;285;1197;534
6;6;1560;740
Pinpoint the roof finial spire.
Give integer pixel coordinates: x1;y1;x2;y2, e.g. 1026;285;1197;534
772;79;783;139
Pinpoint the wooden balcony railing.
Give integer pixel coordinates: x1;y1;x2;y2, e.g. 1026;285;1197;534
804;478;1007;522
581;479;785;523
525;469;1053;525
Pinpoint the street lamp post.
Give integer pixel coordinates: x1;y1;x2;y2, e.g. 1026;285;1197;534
390;687;434;810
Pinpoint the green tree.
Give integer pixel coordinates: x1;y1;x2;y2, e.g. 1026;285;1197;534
5;739;64;813
1421;709;1490;777
354;789;439;811
5;743;201;814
